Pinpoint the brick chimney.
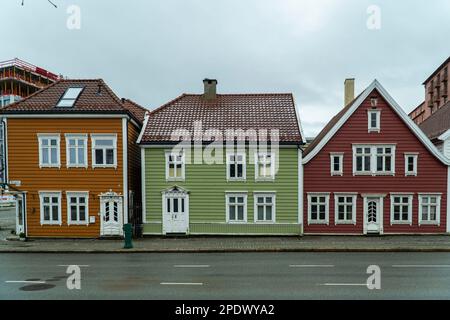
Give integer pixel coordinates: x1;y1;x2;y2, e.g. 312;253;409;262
203;79;218;100
344;78;355;106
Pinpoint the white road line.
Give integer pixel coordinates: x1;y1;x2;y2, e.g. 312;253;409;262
5;280;46;284
173;265;210;268
319;283;367;287
160;282;204;286
392;265;450;268
290;265;335;268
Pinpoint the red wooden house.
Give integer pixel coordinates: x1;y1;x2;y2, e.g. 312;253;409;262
302;80;450;235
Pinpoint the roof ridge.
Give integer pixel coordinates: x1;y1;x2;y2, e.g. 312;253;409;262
122;98;149;113
148;93;187;116
97;79;125;108
182;93;293;97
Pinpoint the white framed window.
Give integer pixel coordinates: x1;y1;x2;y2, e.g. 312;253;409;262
330;153;344;176
165;151;185;181
226;193;247;223
226;152;246;181
334;194;357;225
66;192;89;225
65;134;88;168
390;194;413;225
39;192;62;225
38;134;60;168
368;110;381;132
255;152;275;180
91;134;117;168
56;87;84;107
404;154;418;176
418;194;441;226
254;193;276;223
307;193;330;225
353;145;395;176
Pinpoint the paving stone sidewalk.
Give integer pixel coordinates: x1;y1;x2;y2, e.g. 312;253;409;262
1;235;450;253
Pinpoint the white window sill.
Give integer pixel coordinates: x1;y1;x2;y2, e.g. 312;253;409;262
92;165;117;169
254;221;276;224
227;178;247;182
308;221;329;225
40;222;62;226
368;129;381;133
39;165;61;169
67;222;89;226
390;221;412;226
419;221;440;226
354;172;395;176
255;177;275;182
405;173;417;177
166;178;185;182
227;221;247;224
335;221;356;225
331;172;343;176
67;165;88;169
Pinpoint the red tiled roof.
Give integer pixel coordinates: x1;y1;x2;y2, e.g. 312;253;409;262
419;101;450;141
139;93;303;144
122;98;149;124
1;79;146;125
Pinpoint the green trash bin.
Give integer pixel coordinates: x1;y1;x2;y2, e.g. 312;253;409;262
123;223;133;249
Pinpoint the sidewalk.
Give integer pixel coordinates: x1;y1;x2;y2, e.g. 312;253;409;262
1;235;450;253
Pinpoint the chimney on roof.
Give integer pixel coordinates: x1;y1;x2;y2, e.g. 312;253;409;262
97;83;102;95
203;79;218;100
344;78;355;106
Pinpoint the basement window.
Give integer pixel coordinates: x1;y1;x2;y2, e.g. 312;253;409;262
56;87;84;107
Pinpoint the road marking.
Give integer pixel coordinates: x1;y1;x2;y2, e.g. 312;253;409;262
392;265;450;268
5;280;46;284
173;265;210;268
319;283;367;287
290;265;335;268
160;282;204;286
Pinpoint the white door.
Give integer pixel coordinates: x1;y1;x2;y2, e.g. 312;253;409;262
100;196;123;236
163;194;189;234
15;194;25;235
365;197;381;234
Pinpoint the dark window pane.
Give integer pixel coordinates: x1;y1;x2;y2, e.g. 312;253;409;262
237;206;244;220
106;149;114;164
229;206;236;220
79;206;86;221
167;198;171;212
52;206;59;221
364;156;371;171
95;149;103;164
173;198;178;212
385;157;391;171
237;164;243;177
44;206;50;221
356;157;362;171
230;164;236;178
258;206;264;220
266;206;272;220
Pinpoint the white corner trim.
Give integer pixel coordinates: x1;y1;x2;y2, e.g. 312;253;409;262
136;113;150;144
141;147;147;224
122;118;128;224
298;148;303;229
302;80;450;166
447;167;450;233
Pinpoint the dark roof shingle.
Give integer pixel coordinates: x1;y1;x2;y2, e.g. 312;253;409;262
1;79;146;125
140;93;303;144
419;101;450;141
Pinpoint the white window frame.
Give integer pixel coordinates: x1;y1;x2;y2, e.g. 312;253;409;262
225;193;248;223
368;110;381;133
255;152;275;181
353;144;396;176
66;192;89;226
226;152;246;181
39;191;62;225
307;193;330;225
334;193;357;225
65;134;88;168
91;134;117;168
390;194;413;225
165;151;185;181
330;153;344;176
418;194;441;226
254;193;276;223
37;134;61;168
404;153;418;176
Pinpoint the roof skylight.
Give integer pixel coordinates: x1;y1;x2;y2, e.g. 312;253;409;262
56;87;84;107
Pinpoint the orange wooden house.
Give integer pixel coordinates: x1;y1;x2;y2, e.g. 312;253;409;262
0;79;147;238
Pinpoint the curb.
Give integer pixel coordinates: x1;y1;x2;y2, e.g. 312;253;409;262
2;247;450;253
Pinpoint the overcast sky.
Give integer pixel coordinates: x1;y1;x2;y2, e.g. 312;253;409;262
2;0;449;136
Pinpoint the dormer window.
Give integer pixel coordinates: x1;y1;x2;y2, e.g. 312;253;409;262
368;109;381;133
56;87;84;107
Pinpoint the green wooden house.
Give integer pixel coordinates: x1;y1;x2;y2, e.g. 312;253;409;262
138;79;305;235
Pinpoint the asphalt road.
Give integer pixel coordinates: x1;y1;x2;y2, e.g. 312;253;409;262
1;252;450;299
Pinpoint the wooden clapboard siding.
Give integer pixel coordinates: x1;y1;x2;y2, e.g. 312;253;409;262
7;118;125;238
127;122;142;223
304;89;448;234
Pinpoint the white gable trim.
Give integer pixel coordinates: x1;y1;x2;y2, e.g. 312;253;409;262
136;112;150;144
291;94;307;144
303;80;450;166
438;129;450;141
